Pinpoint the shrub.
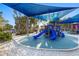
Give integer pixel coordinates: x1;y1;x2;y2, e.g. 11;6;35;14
4;24;13;31
0;27;3;31
0;31;12;42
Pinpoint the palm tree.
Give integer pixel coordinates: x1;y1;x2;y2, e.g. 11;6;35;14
0;11;5;31
13;10;21;34
13;10;30;35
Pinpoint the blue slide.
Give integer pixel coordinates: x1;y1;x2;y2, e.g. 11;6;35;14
33;25;64;40
60;32;65;38
33;29;47;39
49;29;57;40
33;28;57;40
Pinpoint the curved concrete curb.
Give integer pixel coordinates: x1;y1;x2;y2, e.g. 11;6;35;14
14;33;79;52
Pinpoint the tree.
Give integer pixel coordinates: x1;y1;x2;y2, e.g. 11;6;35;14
13;10;39;35
0;11;3;22
0;11;9;24
30;17;38;27
0;11;12;42
4;24;13;30
0;11;5;31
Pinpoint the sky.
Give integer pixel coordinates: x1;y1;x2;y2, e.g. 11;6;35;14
0;3;79;26
0;4;15;26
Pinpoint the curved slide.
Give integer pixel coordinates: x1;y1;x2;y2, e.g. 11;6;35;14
33;29;57;40
33;29;47;39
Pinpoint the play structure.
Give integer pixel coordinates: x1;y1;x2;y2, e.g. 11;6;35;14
33;25;65;40
4;3;79;50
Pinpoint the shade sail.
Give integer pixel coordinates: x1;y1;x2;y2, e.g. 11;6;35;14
33;15;48;21
3;3;78;16
33;9;75;21
73;14;79;18
58;9;75;18
38;3;79;7
60;18;79;24
60;13;79;24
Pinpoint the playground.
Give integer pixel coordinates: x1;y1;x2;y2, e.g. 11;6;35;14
20;23;78;50
3;3;79;50
0;3;78;56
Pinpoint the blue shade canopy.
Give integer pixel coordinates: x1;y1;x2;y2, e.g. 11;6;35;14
57;9;75;18
33;9;75;21
33;15;48;21
60;18;79;24
73;14;79;18
3;3;78;16
38;3;79;7
60;13;79;24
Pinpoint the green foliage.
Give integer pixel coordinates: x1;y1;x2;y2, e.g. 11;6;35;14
0;27;3;31
0;31;12;42
30;17;37;25
49;21;54;24
61;24;69;27
0;11;12;42
13;10;38;35
4;24;13;30
14;16;27;35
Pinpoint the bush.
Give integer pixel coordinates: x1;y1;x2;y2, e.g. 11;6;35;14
4;24;13;31
0;27;3;31
0;31;12;42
